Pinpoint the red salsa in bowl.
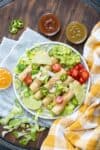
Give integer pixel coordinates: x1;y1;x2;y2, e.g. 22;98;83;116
38;13;61;36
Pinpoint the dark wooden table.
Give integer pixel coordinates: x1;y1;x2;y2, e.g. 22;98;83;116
0;0;99;149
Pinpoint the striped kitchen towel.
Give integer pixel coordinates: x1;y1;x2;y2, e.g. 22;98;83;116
41;22;100;150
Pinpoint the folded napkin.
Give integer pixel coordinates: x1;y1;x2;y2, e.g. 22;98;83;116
0;37;16;64
41;22;100;150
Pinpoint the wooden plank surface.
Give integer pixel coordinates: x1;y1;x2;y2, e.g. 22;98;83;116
0;0;99;149
0;0;99;53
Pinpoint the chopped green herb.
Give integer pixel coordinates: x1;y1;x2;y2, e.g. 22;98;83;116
71;96;78;106
9;19;24;34
40;87;49;96
60;74;67;81
55;83;64;96
31;64;40;75
15;59;28;73
9;27;18;34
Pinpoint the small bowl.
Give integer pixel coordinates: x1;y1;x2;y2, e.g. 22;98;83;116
38;13;61;36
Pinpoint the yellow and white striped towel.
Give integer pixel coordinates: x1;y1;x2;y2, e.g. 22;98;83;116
41;22;100;150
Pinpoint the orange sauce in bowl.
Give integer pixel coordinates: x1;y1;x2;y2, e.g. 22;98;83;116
0;68;12;89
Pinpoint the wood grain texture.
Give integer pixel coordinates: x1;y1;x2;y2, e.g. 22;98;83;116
0;0;99;53
0;0;99;149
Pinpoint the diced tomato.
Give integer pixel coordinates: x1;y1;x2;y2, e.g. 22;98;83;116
67;68;73;75
71;69;79;78
52;63;61;72
79;77;84;84
56;96;63;104
81;70;89;81
67;70;71;76
74;63;83;70
74;65;79;70
77;63;84;69
67;63;89;84
24;74;33;85
79;67;86;72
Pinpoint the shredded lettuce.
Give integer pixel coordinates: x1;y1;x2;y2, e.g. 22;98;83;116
8;118;30;129
55;82;64;96
26;47;41;60
15;59;29;73
0;100;45;146
19;134;32;146
12;130;27;138
69;81;86;104
49;45;81;68
26;49;37;60
0;102;23;125
61;103;75;116
19;122;44;146
71;96;78;106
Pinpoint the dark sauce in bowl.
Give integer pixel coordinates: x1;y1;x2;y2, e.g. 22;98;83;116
38;13;61;36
